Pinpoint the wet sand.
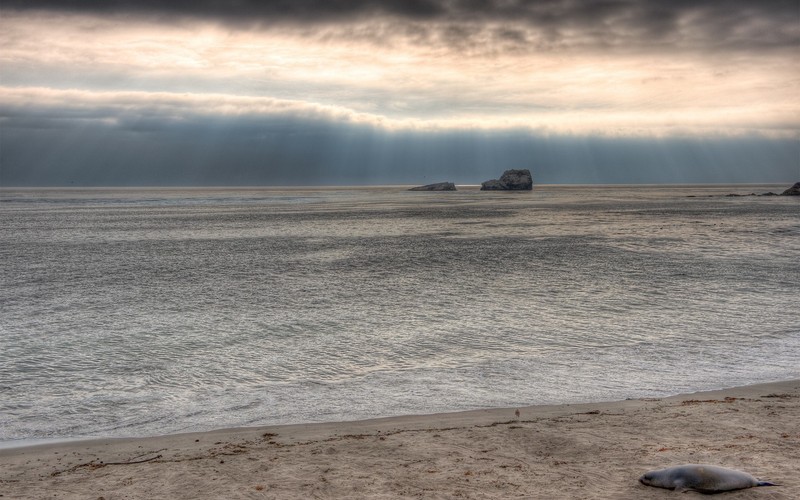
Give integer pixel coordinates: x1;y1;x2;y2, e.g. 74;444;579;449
1;380;797;499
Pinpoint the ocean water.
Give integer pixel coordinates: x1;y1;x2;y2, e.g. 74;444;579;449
1;185;798;446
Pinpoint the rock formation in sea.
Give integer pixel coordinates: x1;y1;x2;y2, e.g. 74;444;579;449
480;169;533;191
718;182;799;197
409;182;457;191
781;182;800;196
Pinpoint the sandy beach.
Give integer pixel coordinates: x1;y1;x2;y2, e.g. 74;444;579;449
1;380;797;499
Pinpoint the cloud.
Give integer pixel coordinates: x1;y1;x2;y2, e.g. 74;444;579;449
1;86;796;138
0;87;397;132
0;1;445;21
2;1;798;54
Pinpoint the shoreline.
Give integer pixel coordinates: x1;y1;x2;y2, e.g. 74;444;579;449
1;378;795;453
1;378;797;453
2;379;798;498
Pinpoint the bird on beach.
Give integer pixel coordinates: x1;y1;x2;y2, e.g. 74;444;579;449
515;409;520;420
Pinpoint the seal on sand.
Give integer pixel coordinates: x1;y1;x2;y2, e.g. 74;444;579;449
639;464;777;493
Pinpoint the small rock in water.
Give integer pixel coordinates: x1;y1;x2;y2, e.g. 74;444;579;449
409;182;457;191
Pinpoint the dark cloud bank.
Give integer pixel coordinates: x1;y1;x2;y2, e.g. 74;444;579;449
3;0;797;23
2;0;798;52
1;114;796;186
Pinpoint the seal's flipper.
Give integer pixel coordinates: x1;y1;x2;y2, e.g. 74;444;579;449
672;479;692;493
756;481;778;487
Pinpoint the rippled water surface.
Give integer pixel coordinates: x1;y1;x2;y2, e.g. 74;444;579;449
1;185;798;445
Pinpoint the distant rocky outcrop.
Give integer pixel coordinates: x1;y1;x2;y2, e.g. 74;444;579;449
781;182;800;196
409;182;457;191
713;182;800;198
480;169;533;191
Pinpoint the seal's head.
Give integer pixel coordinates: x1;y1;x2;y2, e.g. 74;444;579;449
638;467;679;489
638;471;660;487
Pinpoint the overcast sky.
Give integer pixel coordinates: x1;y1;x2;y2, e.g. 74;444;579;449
1;0;798;185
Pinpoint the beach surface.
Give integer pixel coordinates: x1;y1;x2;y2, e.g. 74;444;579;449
1;380;797;499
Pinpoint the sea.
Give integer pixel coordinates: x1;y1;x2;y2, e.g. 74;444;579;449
1;185;798;447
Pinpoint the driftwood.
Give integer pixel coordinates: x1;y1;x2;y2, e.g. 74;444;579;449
51;454;163;476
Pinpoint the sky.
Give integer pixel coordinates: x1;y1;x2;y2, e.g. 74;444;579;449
0;0;798;186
